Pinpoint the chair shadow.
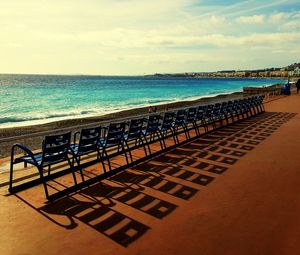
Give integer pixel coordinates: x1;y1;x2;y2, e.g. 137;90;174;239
39;194;149;247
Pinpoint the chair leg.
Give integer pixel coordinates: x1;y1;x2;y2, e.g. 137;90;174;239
175;127;180;144
158;131;166;150
102;148;112;171
162;131;167;149
9;149;17;192
125;140;133;163
203;119;209;132
122;143;130;165
9;160;15;192
67;157;79;184
171;128;178;144
98;149;107;174
183;124;189;140
37;167;50;199
143;135;152;155
140;137;148;157
73;156;84;182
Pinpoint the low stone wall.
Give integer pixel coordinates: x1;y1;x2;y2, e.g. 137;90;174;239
243;85;283;96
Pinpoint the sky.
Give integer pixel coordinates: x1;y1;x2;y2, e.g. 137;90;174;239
0;0;300;75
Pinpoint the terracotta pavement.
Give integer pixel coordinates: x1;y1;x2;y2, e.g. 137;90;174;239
1;94;300;255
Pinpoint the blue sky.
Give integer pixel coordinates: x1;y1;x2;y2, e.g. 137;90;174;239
0;0;299;75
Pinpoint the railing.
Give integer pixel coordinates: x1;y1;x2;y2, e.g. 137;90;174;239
243;85;283;96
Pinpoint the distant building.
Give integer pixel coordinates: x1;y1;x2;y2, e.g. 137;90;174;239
293;67;300;76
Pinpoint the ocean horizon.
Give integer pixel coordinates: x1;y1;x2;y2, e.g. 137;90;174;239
0;74;286;129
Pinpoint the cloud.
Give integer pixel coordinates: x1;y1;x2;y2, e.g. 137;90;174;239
236;15;265;24
270;12;288;21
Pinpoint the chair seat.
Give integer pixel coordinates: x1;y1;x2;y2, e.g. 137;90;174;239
70;143;99;156
15;153;42;166
98;138;120;148
123;133;141;141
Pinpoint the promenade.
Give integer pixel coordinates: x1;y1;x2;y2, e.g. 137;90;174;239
0;93;300;255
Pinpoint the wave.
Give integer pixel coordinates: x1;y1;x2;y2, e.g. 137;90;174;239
0;110;97;125
0;116;41;124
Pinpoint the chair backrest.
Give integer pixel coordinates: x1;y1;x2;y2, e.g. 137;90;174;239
162;112;175;129
145;114;161;134
227;100;233;107
226;101;233;112
240;99;248;109
187;107;197;122
198;105;208;112
233;100;240;109
174;109;187;125
42;132;71;167
126;118;145;140
196;105;205;119
205;104;215;117
78;126;101;154
105;122;126;147
213;103;221;114
258;95;265;103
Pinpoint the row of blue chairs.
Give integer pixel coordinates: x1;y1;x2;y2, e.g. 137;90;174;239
9;95;264;199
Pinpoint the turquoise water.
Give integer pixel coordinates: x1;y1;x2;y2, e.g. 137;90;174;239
0;74;285;128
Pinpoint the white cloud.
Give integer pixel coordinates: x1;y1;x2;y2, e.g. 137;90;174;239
236;15;265;24
270;12;288;21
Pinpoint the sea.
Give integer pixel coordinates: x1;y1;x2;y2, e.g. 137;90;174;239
0;74;286;129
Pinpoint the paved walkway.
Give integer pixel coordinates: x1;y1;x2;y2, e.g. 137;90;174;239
1;94;300;255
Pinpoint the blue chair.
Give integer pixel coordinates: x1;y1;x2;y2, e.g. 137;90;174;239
233;100;246;120
69;126;103;178
159;112;177;148
98;122;128;171
198;105;213;131
213;102;229;127
211;103;223;128
225;101;236;123
240;99;252;118
252;95;265;113
9;132;75;199
123;118;148;161
186;107;199;136
142;114;164;153
172;109;189;142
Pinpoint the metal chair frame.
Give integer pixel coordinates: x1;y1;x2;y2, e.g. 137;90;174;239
9;132;75;199
142;114;164;153
69;126;104;178
123;118;149;162
98;122;129;172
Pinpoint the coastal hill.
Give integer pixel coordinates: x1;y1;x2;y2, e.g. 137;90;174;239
149;62;300;78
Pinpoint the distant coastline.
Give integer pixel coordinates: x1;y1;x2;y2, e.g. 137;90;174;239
147;74;288;79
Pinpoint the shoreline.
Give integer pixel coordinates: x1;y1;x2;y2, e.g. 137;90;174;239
0;90;245;130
